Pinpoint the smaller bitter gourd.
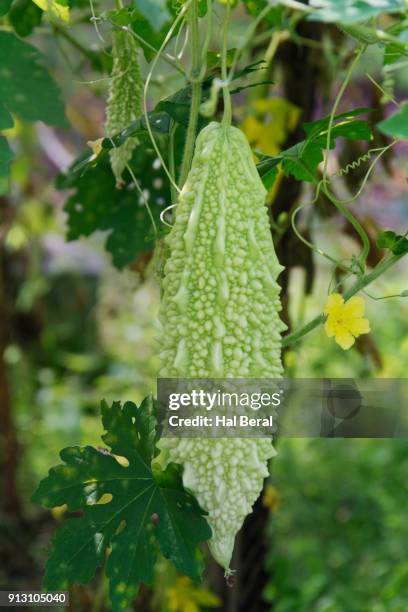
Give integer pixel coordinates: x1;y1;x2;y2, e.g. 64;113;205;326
158;121;285;571
105;30;142;186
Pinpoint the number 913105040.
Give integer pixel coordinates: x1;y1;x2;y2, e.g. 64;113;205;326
0;592;68;607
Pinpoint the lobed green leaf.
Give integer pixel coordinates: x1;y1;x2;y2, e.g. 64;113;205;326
32;398;211;612
60;147;170;269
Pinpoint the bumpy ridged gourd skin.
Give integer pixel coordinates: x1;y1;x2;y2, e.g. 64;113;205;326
159;122;286;571
105;30;142;185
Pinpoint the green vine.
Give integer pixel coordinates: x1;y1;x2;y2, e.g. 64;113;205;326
142;3;189;195
178;0;202;187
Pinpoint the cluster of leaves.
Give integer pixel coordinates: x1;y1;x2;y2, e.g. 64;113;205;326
62;93;407;268
256;108;373;188
256;99;408;190
61;58;271;269
32;397;212;612
103;58;271;151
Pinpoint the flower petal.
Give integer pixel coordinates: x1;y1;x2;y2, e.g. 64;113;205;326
324;293;344;315
335;328;355;350
324;317;338;338
347;317;370;337
343;296;365;318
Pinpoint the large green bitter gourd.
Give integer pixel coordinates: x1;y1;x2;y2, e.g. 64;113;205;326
105;30;142;186
159;121;285;571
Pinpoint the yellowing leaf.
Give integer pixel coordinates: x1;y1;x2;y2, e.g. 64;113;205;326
262;484;281;513
51;504;67;521
2;117;21;139
31;0;70;22
243;97;300;156
242;97;300;201
166;577;221;612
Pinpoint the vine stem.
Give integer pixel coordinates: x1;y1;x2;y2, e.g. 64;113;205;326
169;121;177;205
322;44;371;269
282;253;405;347
143;3;190;195
227;3;272;83
221;1;232;127
322;182;370;270
291;196;354;274
122;27;184;74
264;31;288;66
322;45;365;178
178;0;202;188
365;73;400;108
88;0;106;44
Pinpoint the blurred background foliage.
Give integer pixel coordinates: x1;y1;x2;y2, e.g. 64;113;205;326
268;439;408;612
0;0;407;610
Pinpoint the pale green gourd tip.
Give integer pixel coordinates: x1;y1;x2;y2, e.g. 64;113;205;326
159;121;286;571
105;30;142;186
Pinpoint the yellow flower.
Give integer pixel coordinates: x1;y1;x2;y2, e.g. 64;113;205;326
324;293;370;350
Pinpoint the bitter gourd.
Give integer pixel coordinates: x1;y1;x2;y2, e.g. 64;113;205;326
105;29;142;186
159;121;285;571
